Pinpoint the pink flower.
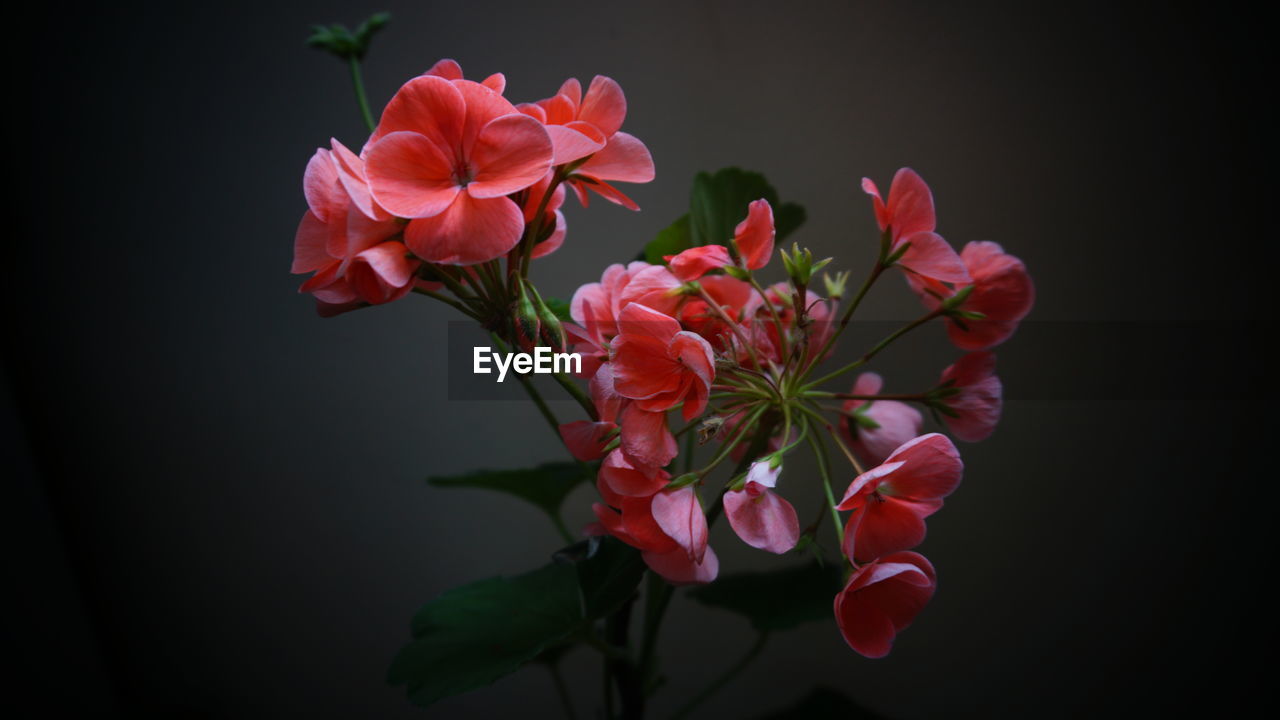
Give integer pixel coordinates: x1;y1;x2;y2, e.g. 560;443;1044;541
938;352;1002;442
834;551;936;658
651;485;709;564
520;76;655;210
641;545;719;585
837;434;962;562
664;244;732;282
363;75;553;265
839;372;924;466
724;461;800;554
912;241;1035;351
617;402;678;469
861;168;969;284
600;449;670;497
422;58;506;94
611;304;716;421
520;171;569;259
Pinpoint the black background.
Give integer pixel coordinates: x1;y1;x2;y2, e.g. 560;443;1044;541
11;1;1269;717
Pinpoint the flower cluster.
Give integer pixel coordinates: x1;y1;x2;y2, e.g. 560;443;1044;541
560;167;1034;657
292;59;655;316
295;55;1034;662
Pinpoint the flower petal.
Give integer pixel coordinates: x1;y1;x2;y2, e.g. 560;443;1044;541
651;486;708;563
724;488;799;554
364;131;460;218
896;231;970;284
403;194;524;265
467;114;553;198
578;75;627;137
733;199;775;271
578;131;654;183
371;75;466;151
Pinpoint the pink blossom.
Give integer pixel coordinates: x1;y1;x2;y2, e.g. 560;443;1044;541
839;373;924;466
862;168;969;284
724;461;800;554
611;304;716;421
834;551;936;658
938;352;1003;442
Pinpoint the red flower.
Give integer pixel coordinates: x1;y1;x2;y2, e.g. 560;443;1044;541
611;304;716;421
912;241;1035;351
938;352;1002;442
836;434;962;562
861;168;968;284
733;199;776;271
364;75;553;265
724;461;800;554
834;551;936;658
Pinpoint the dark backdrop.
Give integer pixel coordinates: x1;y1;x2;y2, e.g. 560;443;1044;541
11;1;1269;717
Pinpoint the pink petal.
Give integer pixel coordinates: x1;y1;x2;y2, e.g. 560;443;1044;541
834;552;935;658
578;75;627;137
481;73;506;94
842;495;939;562
329;138;390;221
452;80;520;156
516;102;547;124
733;199;776;270
540;93;577;126
896;231;970;284
370;75;466;152
601;449;669;497
642;545;719;585
303;148;344;223
616;302;681;343
589;364;623;423
364;131;460;218
402;194;524;265
861;177;890;231
559;421;618;462
886;168;936;239
576;176;641;210
349;240;417;304
882;433;963;499
544;122;607;165
665;244;731;282
557;77;583;107
578;132;654;183
467;114;553;198
651;486;708;563
724;488;799;554
424;59;463;80
618;403;676;469
850;400;924;467
530;209;566;259
837;461;906;509
617;266;683;316
293;211;333;273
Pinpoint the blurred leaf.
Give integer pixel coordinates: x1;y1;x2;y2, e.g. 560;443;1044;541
644;214;692;264
689;168;806;248
427;461;588;520
570;536;646;619
687;562;841;633
307;12;390;59
388;562;582;707
754;686;884;720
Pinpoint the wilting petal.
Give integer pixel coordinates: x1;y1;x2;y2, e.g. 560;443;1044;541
578;131;654;183
642;545;718;585
834;552;936;658
467;114;553;198
364;131;460;218
371;75;466;151
733;199;776;270
576;176;641;210
578;75;627;137
403;193;524;265
651;486;708;563
724;488;799;554
665;244;731;282
619;403;677;468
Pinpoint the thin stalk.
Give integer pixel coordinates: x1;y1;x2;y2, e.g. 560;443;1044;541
553;372;599;421
806;424;845;547
411;286;480;319
802;307;943;391
348;56;376;133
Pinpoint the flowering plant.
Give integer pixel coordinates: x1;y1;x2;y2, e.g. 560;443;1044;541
297;14;1033;717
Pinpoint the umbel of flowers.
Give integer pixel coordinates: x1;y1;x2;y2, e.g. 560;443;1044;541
298;15;1033;715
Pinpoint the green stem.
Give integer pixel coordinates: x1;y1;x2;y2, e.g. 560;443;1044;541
411;286;480;319
553;372;599;421
801;308;943;391
348;56;376;133
806;422;845;547
670;632;770;720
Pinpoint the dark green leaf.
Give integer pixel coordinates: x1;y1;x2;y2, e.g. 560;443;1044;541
570;536;646;619
754;686;884;720
689;168;806;247
427;461;588;519
644;214;692;264
388;562;582;706
687;562;841;633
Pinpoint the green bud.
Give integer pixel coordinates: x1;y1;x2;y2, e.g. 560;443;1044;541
823;270;851;301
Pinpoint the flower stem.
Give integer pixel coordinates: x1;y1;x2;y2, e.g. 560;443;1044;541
806;423;844;547
348;56;376;133
801;307;943;391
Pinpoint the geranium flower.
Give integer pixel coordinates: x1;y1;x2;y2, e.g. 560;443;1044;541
836;433;962;562
839;372;924;466
937;352;1003;442
911;241;1035;351
611;304;716;421
862;168;969;283
724;461;800;554
363;75;553;264
834;551;936;658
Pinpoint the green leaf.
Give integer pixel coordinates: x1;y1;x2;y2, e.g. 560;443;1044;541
644;214;692;264
542;296;574;324
388;562;582;707
754;686;884;720
569;536;646;619
689;168;806;248
427;461;588;520
687;562;842;633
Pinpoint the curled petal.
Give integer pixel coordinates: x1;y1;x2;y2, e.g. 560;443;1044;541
733;199;776;271
348;241;418;305
665;245;731;282
651;486;708;564
834;552;936;658
303;148;344;222
601;449;669;497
